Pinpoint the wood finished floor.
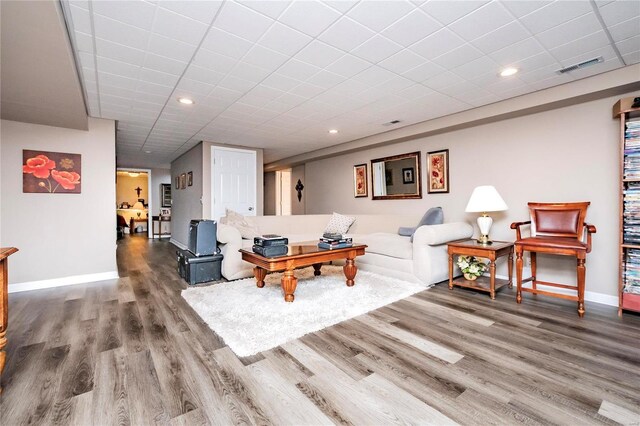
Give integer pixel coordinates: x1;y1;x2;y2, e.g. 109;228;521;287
1;235;640;425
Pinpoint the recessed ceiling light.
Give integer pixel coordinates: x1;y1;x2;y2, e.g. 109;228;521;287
499;67;518;77
328;129;339;134
128;172;139;177
177;97;194;105
145;150;152;154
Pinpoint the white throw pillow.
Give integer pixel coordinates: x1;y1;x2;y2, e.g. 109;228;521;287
223;208;260;239
324;212;355;234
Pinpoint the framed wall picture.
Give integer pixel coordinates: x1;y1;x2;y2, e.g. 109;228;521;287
353;164;368;198
402;167;414;184
22;150;82;194
180;173;186;189
187;171;193;187
175;176;179;189
427;149;449;193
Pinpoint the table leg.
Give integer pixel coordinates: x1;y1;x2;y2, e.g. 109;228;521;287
313;263;322;276
253;266;267;288
344;258;357;287
508;248;513;289
489;259;496;300
282;270;297;302
448;253;454;290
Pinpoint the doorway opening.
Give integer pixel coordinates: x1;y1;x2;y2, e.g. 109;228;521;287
116;168;152;238
275;169;292;216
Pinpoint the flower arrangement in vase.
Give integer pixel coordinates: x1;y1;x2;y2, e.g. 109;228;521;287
457;255;487;281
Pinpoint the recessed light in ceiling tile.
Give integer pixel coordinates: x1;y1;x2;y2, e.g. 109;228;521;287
145;150;152;154
328;129;339;134
177;97;194;105
499;67;519;77
382;120;401;126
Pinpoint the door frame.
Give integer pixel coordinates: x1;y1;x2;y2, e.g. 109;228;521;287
116;167;152;238
211;146;257;220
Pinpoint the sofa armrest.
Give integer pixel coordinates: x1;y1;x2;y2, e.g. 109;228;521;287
412;222;474;246
217;222;242;244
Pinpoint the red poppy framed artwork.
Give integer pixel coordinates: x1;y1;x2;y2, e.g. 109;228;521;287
353;164;368;198
23;150;81;194
427;149;449;194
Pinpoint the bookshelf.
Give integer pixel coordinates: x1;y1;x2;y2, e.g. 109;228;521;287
614;96;640;315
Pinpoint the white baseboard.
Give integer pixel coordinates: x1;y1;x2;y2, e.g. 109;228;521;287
9;271;120;293
494;272;618;307
152;234;172;239
170;238;187;250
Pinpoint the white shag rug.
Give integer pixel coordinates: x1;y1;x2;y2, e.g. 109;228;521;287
181;265;428;357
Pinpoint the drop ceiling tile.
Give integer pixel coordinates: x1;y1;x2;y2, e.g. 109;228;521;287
401;60;445;82
95;38;146;66
325;55;372;78
609;16;640;42
501;1;550;18
139;68;181;87
82;67;97;82
98;72;138;91
376;75;415;92
144;52;188;75
378;49;425;73
278;1;341;37
99;84;135;99
243;45;289;71
136;80;174;97
135;91;172;105
351;35;404;63
93;14;150;51
330;79;370;96
213;1;274;42
152;7;209;45
452;55;499;79
258;23;313;56
231;62;272;83
423;71;464;90
420;0;489;25
409;28;465;60
68;4;92;34
559;45;617;67
239;0;291;19
519;1;592;34
515;52;559;73
92;0;156;30
489;37;544;66
397;83;435;100
517;63;563;83
324;0;358;13
249;85;287;100
536;13;602;50
73;31;94;53
549;31;610;62
262;73;304;91
616;34;640;55
193;49;238;74
78;51;95;70
352;65;396;86
159;1;222;24
448;2;513;41
182;64;226;85
347;1;415;32
147;33;198;63
382;9;442;47
276;92;308;107
200;28;254;60
318;17;376;52
295;40;344;68
288;82;326;98
431;43;483;69
218;75;257;93
472;21;530;54
306;70;345;89
598;0;640;27
277;59;322;80
622;50;640;65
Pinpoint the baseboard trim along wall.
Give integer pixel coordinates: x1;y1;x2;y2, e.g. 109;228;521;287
8;271;120;293
170;238;187;250
494;273;618;307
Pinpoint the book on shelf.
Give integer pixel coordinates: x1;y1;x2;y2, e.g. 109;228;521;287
252;244;288;257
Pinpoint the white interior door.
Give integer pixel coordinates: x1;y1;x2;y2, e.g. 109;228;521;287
212;147;257;220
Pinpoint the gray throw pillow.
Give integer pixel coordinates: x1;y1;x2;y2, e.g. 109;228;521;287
398;207;444;241
398;226;415;237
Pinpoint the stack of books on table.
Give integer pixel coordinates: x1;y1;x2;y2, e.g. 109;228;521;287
318;233;353;249
253;234;289;257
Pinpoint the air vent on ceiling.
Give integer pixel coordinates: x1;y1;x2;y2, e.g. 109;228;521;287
556;56;604;74
382;120;401;126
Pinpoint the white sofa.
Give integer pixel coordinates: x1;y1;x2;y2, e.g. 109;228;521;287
217;214;473;286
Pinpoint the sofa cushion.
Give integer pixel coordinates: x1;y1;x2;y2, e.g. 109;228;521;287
358;233;413;259
221;209;260;239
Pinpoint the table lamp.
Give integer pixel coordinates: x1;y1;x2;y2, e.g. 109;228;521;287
465;185;508;245
132;201;145;218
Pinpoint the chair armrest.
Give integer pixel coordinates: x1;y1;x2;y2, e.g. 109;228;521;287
584;222;596;253
510;221;531;240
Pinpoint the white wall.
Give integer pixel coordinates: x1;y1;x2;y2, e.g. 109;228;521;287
0;118;117;285
150;167;171;215
303;93;630;298
170;144;203;247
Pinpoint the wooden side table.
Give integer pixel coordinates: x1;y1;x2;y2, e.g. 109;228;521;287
448;240;514;299
129;217;149;234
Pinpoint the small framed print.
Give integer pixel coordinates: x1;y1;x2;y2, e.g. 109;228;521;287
402;167;414;184
353;164;368;198
180;173;186;189
187;171;193;187
175;176;179;189
427;149;449;194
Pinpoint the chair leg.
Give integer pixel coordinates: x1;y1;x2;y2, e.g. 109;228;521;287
577;257;586;317
530;252;537;290
516;247;523;304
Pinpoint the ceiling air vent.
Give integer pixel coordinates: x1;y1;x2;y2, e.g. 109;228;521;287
382;120;401;126
556;57;604;74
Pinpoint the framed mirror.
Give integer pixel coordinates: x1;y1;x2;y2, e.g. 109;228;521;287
371;151;422;200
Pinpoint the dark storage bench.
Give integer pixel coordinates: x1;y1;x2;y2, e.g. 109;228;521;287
177;249;223;285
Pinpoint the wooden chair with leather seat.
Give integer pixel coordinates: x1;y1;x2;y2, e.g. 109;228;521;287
511;202;596;317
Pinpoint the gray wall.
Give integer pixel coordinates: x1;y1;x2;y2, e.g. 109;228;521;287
150;167;171;215
291;165;306;215
264;171;276;215
170;144;203;247
1;117;117;284
302;93;630;298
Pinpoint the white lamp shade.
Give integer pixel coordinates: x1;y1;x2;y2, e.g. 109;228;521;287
132;201;145;210
465;185;508;213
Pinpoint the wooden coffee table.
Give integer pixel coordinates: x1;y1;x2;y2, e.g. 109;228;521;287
240;243;367;302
